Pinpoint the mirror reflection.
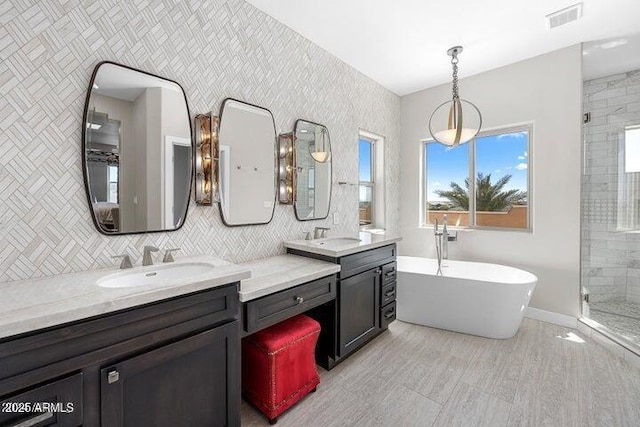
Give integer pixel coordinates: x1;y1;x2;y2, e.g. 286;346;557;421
294;120;332;220
83;62;192;235
217;99;276;226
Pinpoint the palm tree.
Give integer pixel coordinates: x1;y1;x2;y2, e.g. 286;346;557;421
434;173;527;211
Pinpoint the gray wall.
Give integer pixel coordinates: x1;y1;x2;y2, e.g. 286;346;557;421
0;0;400;283
582;70;640;303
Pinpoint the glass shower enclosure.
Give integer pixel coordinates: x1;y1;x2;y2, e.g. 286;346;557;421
582;68;640;350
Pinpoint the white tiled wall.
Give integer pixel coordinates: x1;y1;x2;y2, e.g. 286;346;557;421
582;70;640;302
0;0;401;283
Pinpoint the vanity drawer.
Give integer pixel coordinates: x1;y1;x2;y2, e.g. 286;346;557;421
0;373;83;426
339;245;396;279
382;262;397;285
244;275;336;334
381;282;396;306
380;301;396;330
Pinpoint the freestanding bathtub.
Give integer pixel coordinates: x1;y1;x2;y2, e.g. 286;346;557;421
396;256;537;339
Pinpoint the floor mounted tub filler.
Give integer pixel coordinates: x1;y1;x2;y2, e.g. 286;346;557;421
396;256;537;339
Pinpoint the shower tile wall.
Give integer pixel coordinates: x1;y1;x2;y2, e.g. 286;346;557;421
582;70;640;303
0;0;401;284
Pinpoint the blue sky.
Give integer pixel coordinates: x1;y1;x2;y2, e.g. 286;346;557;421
425;131;528;203
359;139;372;182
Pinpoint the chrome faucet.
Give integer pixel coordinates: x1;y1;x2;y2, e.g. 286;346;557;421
442;217;449;260
162;248;181;263
314;227;330;239
434;215;458;275
142;245;159;266
434;218;443;275
112;254;133;269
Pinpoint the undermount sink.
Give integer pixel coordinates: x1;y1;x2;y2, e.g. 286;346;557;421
308;237;362;247
96;262;216;288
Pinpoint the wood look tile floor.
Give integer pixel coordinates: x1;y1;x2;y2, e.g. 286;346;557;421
241;319;640;426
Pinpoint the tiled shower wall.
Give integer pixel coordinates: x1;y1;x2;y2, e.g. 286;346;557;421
582;69;640;303
0;0;401;283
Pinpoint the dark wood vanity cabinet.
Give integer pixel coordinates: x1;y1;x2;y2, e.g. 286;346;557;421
0;284;241;427
338;267;380;356
288;244;397;368
101;322;238;427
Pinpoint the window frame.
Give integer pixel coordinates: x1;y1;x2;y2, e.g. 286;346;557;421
359;136;376;228
421;123;533;232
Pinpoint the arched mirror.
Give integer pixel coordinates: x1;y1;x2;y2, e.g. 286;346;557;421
82;62;192;235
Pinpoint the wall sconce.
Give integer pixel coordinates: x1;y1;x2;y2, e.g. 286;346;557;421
194;113;219;205
278;133;295;204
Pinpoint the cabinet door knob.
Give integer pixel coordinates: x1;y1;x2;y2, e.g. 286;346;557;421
295;296;304;304
108;370;120;384
375;269;382;274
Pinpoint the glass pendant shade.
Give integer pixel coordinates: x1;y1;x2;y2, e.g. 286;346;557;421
429;98;482;146
310;150;330;163
428;46;482;146
309;128;331;163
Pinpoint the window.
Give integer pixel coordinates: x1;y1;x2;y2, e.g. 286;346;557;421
617;125;640;230
359;130;385;229
423;125;531;230
624;125;640;173
107;165;118;203
359;138;374;226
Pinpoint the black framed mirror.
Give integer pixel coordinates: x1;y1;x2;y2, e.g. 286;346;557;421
82;61;193;235
217;99;277;226
293;120;332;220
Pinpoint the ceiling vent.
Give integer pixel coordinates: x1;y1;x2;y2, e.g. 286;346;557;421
546;3;583;29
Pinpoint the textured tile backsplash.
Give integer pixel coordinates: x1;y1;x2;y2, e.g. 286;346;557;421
582;70;640;303
0;0;400;283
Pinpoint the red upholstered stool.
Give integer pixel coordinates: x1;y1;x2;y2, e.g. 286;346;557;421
242;314;321;424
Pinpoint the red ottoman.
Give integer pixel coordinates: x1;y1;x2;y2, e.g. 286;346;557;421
242;315;321;424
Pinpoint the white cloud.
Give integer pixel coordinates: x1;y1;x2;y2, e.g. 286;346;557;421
518;155;525;160
497;131;527;140
524;151;528;157
515;163;528;171
494;169;501;173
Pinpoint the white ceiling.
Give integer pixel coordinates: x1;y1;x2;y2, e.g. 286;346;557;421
245;0;640;95
583;33;640;81
94;63;181;101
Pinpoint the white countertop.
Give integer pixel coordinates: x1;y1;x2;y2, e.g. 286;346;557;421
0;255;251;340
283;231;402;258
238;255;340;302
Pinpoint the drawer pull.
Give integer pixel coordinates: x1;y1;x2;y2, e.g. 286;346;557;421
295;296;304;304
384;310;395;319
108;370;120;384
384;290;396;298
385;271;396;278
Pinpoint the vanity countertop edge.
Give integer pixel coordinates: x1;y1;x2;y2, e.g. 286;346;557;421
0;255;251;340
238;254;340;302
283;232;402;258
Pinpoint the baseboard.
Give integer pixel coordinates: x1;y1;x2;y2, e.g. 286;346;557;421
524;307;577;328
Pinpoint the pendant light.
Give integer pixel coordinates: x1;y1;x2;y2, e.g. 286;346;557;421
310;126;331;163
428;46;482;146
